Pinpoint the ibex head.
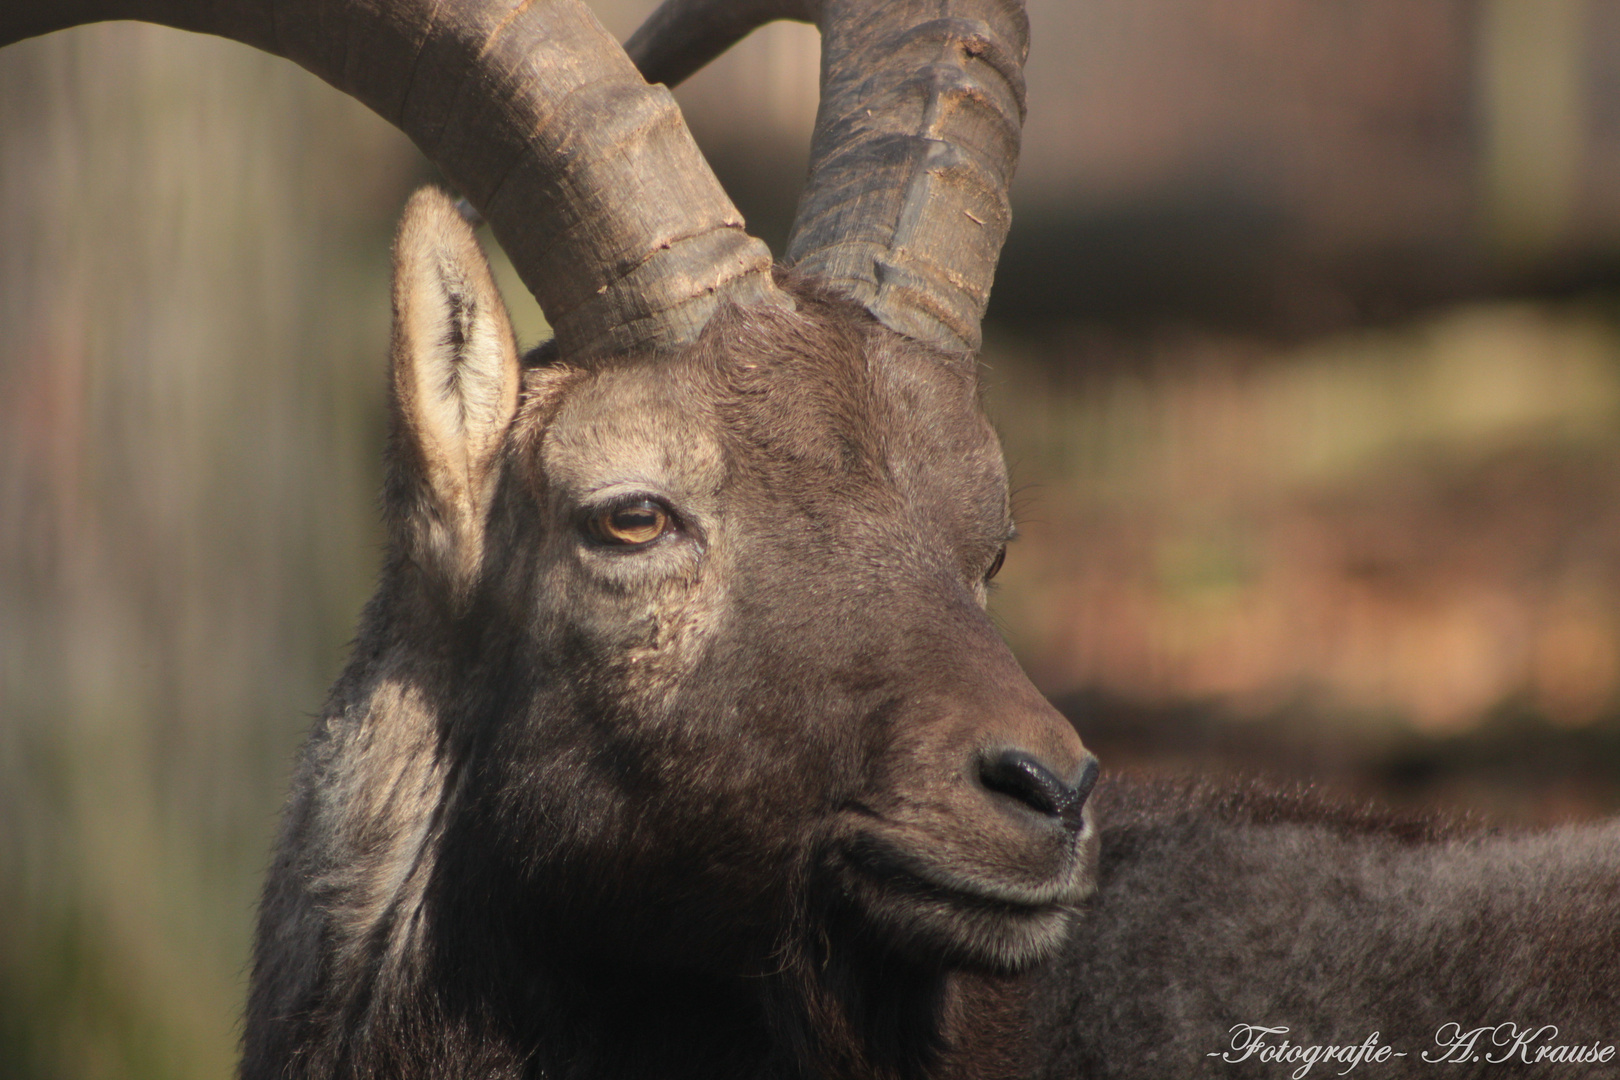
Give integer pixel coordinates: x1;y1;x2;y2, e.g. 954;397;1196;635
6;1;1095;1076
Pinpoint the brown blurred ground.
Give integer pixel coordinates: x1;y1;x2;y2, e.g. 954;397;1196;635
4;4;1620;1079
980;305;1620;825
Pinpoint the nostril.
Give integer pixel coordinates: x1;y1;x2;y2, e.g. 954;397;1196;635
979;750;1063;815
978;750;1100;829
1067;757;1099;826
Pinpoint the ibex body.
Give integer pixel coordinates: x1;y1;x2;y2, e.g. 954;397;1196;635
5;1;1618;1078
1037;781;1620;1079
249;197;1094;1078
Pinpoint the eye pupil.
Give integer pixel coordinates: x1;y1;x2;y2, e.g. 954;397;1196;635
986;546;1007;582
612;508;659;536
592;501;670;545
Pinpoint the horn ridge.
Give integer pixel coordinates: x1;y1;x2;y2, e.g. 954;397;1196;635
621;0;1030;357
1;0;787;358
788;0;1029;356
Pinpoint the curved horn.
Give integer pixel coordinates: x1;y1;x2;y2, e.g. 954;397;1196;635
3;0;785;358
627;0;1026;357
626;0;821;90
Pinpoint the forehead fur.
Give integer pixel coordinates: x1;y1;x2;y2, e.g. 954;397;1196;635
538;360;727;502
696;286;996;487
521;282;1004;516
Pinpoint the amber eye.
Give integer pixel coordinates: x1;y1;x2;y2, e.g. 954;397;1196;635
985;546;1007;582
589;500;671;546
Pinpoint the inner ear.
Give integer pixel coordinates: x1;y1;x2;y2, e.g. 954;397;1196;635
387;186;522;585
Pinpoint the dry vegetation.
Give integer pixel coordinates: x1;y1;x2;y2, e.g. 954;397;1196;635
985;304;1620;822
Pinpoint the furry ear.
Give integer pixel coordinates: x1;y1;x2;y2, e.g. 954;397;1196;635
385;187;522;594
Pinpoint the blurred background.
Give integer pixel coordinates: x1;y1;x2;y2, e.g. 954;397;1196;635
4;0;1620;1075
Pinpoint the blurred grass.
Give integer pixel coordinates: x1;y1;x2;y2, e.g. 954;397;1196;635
0;24;415;1080
983;301;1620;818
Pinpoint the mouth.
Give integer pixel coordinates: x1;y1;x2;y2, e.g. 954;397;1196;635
829;821;1098;973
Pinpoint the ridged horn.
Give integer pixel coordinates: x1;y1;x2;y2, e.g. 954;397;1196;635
627;0;1027;357
3;0;786;359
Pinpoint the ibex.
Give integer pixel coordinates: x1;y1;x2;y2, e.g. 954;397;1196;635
6;1;1618;1079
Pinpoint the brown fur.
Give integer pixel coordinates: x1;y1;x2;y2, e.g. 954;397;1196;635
240;190;1096;1080
1033;775;1620;1079
243;192;1620;1080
